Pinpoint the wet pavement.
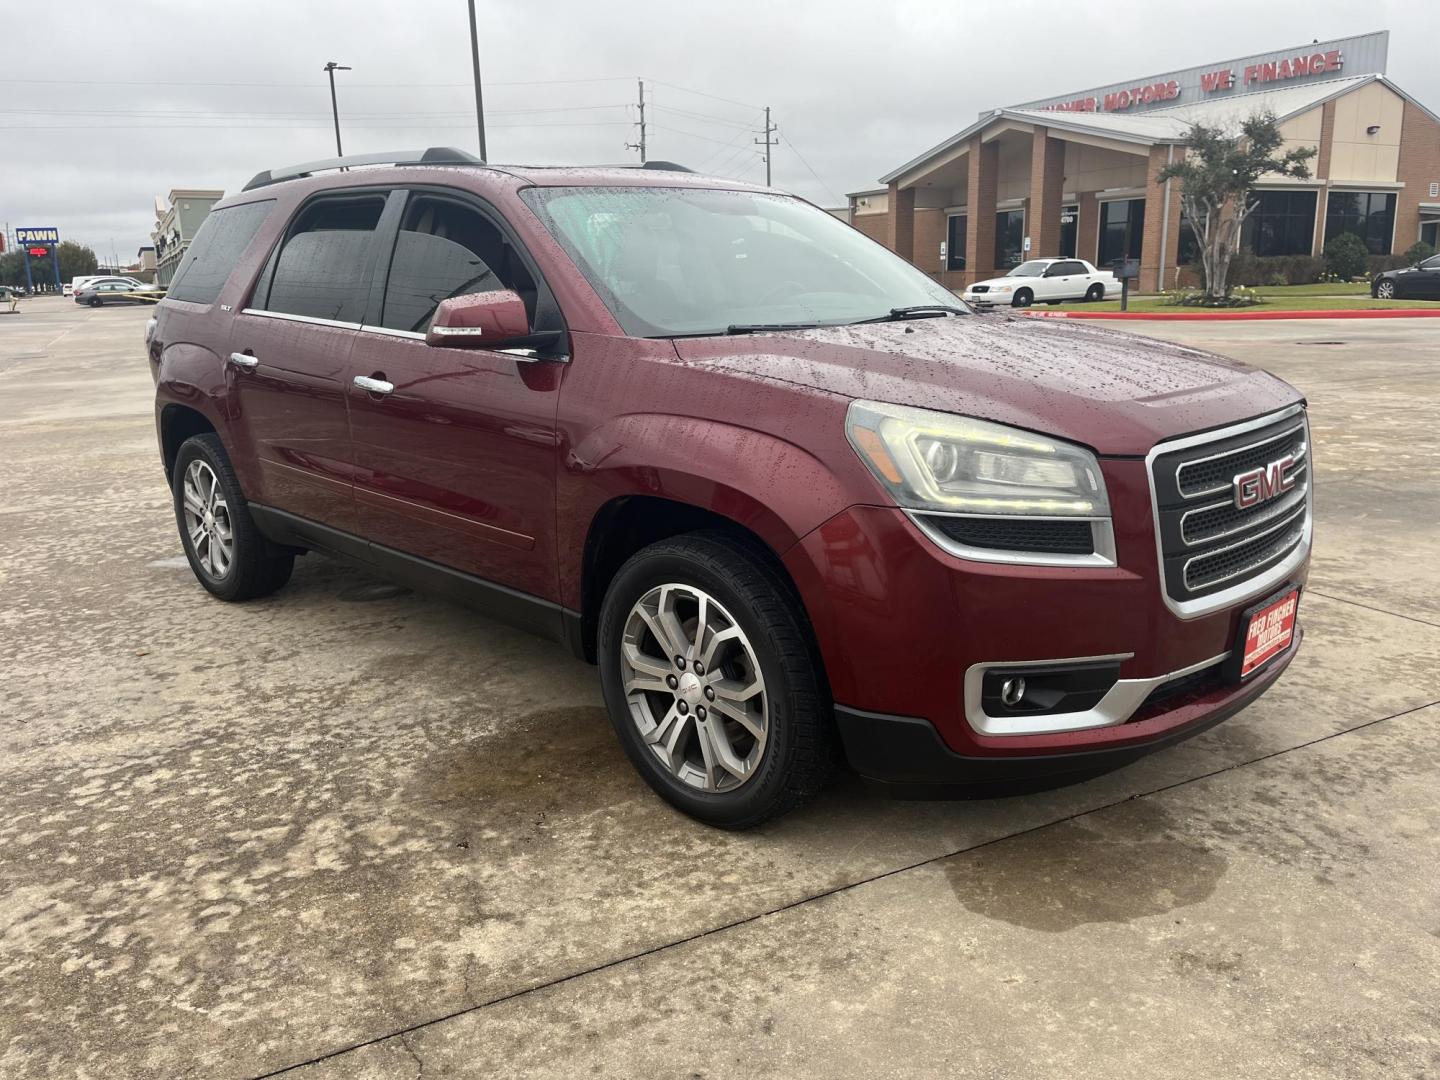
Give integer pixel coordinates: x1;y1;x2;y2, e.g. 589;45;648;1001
2;298;1437;1079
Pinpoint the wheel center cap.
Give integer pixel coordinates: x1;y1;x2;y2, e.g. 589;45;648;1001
677;671;703;706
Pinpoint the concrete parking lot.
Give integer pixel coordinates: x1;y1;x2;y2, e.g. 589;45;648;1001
2;297;1437;1079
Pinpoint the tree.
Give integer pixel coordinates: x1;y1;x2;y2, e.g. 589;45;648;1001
0;241;98;289
1158;113;1316;302
56;241;99;282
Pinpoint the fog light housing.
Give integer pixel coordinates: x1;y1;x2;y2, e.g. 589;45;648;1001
980;661;1121;717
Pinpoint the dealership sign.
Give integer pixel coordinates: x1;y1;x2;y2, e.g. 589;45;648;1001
1018;31;1386;115
16;226;60;245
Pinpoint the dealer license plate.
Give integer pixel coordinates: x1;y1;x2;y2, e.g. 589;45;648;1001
1238;588;1299;678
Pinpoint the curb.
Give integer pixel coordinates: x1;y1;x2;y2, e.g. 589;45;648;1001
1016;308;1440;321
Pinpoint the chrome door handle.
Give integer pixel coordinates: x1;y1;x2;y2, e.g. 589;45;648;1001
353;375;394;395
228;351;258;368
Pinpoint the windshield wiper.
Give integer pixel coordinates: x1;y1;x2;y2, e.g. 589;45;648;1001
723;321;824;335
854;304;969;324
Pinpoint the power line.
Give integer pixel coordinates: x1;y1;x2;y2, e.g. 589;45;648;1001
782;132;845;206
0;75;635;88
641;77;761;113
649;103;756;129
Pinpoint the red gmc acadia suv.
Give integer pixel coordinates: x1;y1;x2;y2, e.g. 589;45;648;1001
148;148;1310;828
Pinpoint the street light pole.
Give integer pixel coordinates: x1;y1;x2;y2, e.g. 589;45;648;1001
323;61;350;157
466;0;487;160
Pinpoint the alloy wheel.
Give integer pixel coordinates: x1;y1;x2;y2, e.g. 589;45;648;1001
1376;281;1395;299
619;583;768;793
182;460;234;579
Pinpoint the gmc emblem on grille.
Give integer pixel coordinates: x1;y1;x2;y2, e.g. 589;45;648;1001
1233;455;1296;509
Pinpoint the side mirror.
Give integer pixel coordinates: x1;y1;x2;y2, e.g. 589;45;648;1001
426;290;531;347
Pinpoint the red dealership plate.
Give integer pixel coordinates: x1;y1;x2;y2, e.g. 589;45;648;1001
1236;587;1300;679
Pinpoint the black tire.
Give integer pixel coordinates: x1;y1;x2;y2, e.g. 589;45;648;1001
1011;289;1034;308
1085;283;1105;302
172;433;293;602
1374;280;1395;300
88;296;101;307
598;532;834;829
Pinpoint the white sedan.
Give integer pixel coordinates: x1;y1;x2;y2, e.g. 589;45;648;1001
961;258;1119;309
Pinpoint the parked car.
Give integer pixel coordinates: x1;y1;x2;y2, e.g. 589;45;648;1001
1372;253;1440;300
962;258;1119;308
71;275;144;295
74;280;160;306
149;149;1310;828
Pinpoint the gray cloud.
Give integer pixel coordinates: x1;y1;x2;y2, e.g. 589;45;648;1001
4;0;1434;258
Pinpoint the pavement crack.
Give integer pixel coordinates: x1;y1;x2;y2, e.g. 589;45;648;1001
246;694;1440;1080
1308;590;1440;629
397;1032;424;1080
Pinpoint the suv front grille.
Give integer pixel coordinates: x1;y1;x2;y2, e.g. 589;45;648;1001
1150;410;1311;610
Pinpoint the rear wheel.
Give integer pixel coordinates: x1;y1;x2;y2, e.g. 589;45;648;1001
172;433;293;602
1011;289;1034;308
1085;283;1105;302
598;533;833;829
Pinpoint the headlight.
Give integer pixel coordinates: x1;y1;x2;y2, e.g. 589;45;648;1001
996;285;1013;293
845;400;1109;516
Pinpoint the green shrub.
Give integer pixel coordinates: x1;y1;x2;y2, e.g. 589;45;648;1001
1402;241;1436;265
1324;233;1370;281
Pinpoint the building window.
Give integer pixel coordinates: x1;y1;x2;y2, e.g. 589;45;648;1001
946;215;967;271
994;209;1024;269
1324;191;1396;255
1422;221;1439;249
1059;205;1078;259
1242;190;1317;256
1098;198;1145;267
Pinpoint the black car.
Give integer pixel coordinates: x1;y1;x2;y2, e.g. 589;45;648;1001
1372;254;1440;300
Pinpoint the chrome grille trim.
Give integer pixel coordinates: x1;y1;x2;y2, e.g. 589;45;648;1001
1174;421;1307;498
1178;463;1308;546
1182;502;1308;591
1145;404;1312;620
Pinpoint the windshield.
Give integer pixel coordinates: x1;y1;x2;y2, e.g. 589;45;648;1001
519;186;964;336
1007;261;1051;278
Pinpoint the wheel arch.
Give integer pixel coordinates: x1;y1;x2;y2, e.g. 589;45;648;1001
158;402;221;478
574;494;823;674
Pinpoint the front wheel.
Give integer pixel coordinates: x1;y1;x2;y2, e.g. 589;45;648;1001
172;433;294;602
598;533;834;829
1011;289;1034;308
1374;280;1395;299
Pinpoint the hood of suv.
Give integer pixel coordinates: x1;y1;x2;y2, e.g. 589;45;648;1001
672;315;1300;456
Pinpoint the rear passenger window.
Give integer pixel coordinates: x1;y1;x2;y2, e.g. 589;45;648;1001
260;196;386;323
378;196;537;333
166;199;273;305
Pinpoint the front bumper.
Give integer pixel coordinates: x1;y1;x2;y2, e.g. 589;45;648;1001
962;290;1012;308
834;625;1300;796
781;457;1309;790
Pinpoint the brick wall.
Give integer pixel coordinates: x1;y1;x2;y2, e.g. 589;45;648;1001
851;213;890;246
887;182;916;262
964;137;999;284
1395;101;1440;252
1140;144;1184;291
1029;129;1066;258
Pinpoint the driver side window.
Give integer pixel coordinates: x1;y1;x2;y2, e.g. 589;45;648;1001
378;196;537;333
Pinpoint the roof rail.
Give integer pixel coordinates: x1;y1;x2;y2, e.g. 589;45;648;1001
241;147;483;192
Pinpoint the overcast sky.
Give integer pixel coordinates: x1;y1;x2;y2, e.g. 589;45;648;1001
5;0;1438;261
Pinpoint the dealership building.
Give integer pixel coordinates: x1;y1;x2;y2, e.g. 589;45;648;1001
848;31;1440;291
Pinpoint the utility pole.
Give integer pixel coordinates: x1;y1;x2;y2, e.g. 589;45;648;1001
754;107;778;186
624;78;647;163
323;61;350;157
466;0;488;160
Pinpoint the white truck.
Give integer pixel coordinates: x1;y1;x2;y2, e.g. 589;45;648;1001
961;258;1120;309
